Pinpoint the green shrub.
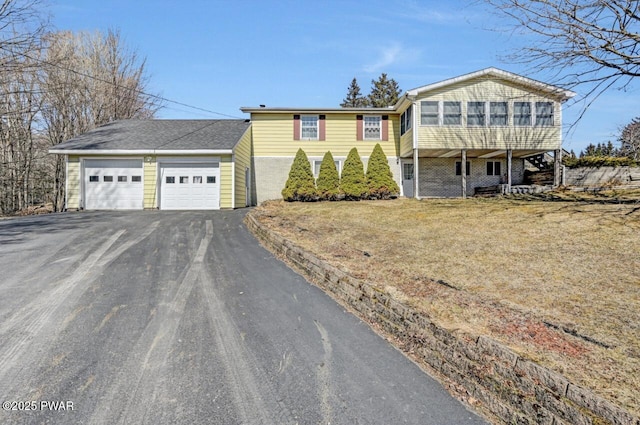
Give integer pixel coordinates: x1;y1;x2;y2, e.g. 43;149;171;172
563;156;638;168
366;143;399;199
281;148;318;201
340;147;368;200
316;151;342;200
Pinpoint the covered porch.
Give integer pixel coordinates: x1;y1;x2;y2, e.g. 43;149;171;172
401;148;562;198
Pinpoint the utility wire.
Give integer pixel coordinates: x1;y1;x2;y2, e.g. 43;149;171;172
0;45;246;120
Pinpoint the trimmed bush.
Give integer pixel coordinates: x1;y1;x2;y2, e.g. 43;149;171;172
366;143;399;199
281;148;317;201
563;155;638;168
316;151;342;200
340;147;368;200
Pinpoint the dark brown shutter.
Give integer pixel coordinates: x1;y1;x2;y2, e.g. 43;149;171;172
293;114;300;140
382;115;389;141
356;115;363;141
319;115;326;141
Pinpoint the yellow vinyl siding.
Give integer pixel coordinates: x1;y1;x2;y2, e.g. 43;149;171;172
415;78;562;151
143;157;157;209
251;113;400;158
233;127;252;208
220;155;233;209
400;129;413;157
67;156;80;210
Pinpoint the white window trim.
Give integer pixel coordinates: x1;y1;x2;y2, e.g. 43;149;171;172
312;159;342;178
489;101;509;127
534;101;554;127
442;101;462;127
513;101;532;127
420;101;440;126
401;106;413;135
466;101;486;127
301;114;319;141
363;115;382;141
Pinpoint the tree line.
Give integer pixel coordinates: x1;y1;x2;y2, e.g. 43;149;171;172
340;74;401;108
0;0;159;214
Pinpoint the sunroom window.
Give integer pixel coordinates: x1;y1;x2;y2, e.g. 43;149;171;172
514;102;531;126
420;101;438;125
490;102;508;126
535;102;554;126
467;102;485;126
443;101;461;125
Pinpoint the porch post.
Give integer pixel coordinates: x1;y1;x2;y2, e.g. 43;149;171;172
554;149;562;187
461;149;467;199
506;149;512;193
413;148;419;199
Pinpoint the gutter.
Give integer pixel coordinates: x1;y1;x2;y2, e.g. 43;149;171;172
48;149;235;155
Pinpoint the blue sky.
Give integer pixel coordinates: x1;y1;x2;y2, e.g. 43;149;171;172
50;0;640;154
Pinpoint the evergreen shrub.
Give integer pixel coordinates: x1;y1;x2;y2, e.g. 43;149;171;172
281;148;317;201
366;143;399;199
340;148;368;200
316;151;342;200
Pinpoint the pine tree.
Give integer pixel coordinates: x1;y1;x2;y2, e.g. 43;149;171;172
316;151;341;200
368;73;401;107
281;149;317;201
340;78;369;107
340;148;368;200
366;143;399;199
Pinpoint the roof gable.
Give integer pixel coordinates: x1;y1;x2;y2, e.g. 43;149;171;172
405;68;575;102
50;119;251;153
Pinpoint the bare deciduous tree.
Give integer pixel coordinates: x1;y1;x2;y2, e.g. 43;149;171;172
0;0;47;214
41;29;162;211
484;0;640;108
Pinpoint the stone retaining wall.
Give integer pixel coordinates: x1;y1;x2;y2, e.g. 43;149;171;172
565;166;640;188
245;213;639;425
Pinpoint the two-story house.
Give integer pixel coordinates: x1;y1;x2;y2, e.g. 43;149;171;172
49;68;575;210
242;67;575;203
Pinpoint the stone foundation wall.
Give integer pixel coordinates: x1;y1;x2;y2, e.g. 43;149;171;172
245;213;639;425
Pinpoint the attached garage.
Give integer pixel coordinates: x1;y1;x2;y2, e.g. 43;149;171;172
49;119;253;210
84;159;143;210
159;161;220;210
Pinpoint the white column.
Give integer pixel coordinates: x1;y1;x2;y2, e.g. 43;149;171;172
507;149;512;193
461;149;467;199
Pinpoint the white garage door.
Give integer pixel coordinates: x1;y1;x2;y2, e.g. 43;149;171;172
84;159;143;210
160;162;220;210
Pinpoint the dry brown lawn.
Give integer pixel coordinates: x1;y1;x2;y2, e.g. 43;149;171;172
250;192;640;417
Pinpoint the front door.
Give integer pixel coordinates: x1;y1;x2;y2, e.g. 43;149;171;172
402;161;414;198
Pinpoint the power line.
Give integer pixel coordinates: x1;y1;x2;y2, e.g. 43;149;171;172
0;45;245;120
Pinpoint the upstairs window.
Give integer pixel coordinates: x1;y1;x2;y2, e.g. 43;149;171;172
443;101;461;126
301;115;318;140
420;101;438;125
535;102;554;126
514;102;531;126
400;105;412;135
490;102;508;126
467;102;485;126
363;116;381;140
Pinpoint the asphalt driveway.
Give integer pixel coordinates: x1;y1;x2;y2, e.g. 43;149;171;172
0;210;486;424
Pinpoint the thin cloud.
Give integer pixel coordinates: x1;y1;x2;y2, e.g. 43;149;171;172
363;44;402;73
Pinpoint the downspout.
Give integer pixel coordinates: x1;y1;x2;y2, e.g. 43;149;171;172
411;98;419;199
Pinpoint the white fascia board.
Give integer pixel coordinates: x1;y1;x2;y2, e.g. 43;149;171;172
48;149;234;155
407;67;576;101
240;106;396;114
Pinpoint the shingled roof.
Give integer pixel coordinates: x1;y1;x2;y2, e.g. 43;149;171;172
49;119;251;153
